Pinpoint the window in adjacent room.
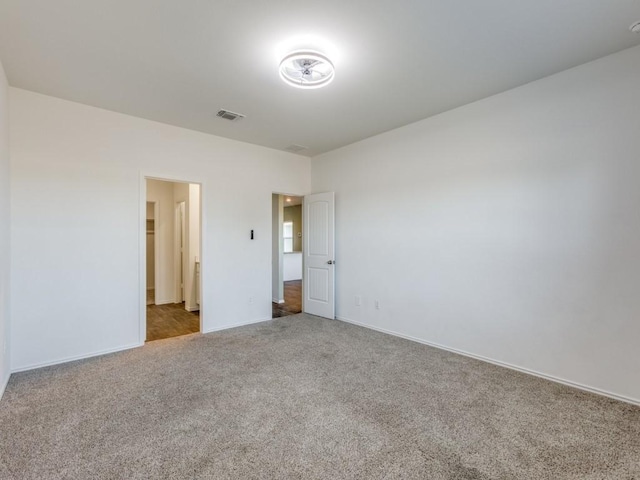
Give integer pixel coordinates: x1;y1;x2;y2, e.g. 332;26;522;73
283;221;293;253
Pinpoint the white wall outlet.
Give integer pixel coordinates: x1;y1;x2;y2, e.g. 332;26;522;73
375;299;380;310
355;295;361;306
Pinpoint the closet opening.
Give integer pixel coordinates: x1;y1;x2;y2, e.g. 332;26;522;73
145;178;202;341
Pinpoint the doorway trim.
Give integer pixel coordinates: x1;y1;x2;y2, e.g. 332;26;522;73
271;191;306;317
139;173;205;344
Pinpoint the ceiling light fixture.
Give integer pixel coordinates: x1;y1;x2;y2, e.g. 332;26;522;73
630;21;640;33
279;51;335;89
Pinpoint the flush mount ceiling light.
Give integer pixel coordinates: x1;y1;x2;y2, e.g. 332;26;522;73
630;21;640;33
279;51;335;89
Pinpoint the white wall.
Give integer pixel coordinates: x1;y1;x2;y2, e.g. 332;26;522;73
172;181;189;306
312;45;640;403
9;88;310;371
283;252;302;281
0;59;10;397
186;183;200;311
173;181;201;311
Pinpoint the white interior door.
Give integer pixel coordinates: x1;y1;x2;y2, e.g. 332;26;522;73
303;192;335;319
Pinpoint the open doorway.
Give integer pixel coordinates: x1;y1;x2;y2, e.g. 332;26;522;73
146;178;202;341
272;194;303;318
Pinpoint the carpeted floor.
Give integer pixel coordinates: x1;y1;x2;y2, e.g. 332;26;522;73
0;314;638;479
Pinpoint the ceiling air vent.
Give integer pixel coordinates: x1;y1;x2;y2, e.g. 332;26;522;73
216;109;245;121
285;144;308;153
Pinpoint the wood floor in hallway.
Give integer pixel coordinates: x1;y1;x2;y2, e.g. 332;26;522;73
146;303;200;342
272;280;302;318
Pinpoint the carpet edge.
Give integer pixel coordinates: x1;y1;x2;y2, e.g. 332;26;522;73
10;342;143;374
337;316;640;407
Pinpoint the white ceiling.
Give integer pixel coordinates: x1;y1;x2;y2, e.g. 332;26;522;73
1;1;639;157
283;196;303;207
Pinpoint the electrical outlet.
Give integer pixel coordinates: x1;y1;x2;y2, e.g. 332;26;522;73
355;295;361;306
375;299;380;310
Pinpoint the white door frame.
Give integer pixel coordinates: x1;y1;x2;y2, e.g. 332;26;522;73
139;174;205;343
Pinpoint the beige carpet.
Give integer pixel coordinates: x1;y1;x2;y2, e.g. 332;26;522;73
0;314;638;479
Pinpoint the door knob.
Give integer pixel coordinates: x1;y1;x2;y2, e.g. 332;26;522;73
327;260;335;265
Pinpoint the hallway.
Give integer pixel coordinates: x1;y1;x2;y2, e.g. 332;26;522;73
272;280;302;318
147;303;200;341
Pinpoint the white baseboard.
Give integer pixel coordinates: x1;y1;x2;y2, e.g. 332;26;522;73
0;371;10;400
10;317;272;376
337;316;640;407
154;299;174;306
203;317;273;334
185;305;200;312
11;342;143;374
272;298;285;304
